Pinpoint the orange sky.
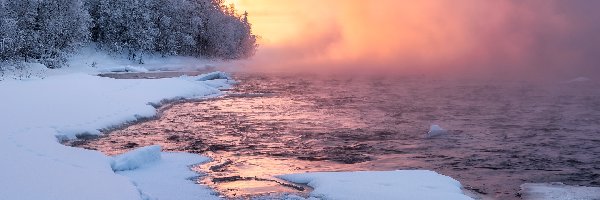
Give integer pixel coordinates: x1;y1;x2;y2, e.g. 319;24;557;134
226;0;600;78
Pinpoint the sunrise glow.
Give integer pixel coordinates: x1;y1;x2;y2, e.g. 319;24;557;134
225;0;599;77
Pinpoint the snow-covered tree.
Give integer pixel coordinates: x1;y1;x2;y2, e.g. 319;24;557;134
94;0;158;60
1;0;257;68
92;0;256;59
152;0;204;56
35;0;91;67
0;0;90;68
6;0;40;63
0;1;19;61
196;1;257;59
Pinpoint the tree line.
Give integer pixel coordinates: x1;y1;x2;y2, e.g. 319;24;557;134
0;0;257;68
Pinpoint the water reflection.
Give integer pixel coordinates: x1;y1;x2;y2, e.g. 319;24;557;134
71;73;600;199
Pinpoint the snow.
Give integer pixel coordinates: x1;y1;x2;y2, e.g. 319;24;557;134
0;71;230;200
195;71;232;81
99;65;151;73
117;151;219;200
189;71;236;89
112;145;162;171
520;182;600;200
111;145;219;200
427;124;447;137
66;46;222;74
1;46;223;81
279;170;473;200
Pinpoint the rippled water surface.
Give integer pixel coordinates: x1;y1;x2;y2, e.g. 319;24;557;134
71;73;600;199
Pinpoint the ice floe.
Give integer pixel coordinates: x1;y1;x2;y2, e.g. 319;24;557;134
427;124;447;138
279;170;473;200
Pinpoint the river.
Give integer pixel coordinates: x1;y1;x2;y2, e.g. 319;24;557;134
69;72;600;199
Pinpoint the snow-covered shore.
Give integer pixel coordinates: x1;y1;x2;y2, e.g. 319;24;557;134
0;68;232;199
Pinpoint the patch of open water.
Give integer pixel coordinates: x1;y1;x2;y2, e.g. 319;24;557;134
70;72;600;199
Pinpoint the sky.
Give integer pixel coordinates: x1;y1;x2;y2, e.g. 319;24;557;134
226;0;600;78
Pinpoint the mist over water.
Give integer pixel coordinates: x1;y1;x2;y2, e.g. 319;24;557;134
233;0;600;79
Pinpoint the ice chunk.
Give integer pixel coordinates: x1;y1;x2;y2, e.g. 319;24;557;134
195;71;231;81
279;170;473;200
520;182;600;200
427;124;446;137
111;145;162;171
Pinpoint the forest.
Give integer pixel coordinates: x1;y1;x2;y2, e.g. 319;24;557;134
0;0;257;68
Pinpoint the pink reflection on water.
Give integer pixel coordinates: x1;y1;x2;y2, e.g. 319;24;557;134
69;72;600;199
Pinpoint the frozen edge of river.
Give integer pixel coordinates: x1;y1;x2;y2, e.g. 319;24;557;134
0;72;231;200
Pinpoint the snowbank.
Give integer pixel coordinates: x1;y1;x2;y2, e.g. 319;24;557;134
112;145;162;171
195;71;232;81
189;71;235;89
520;182;600;200
427;124;447;138
1;46;221;81
0;72;229;200
279;170;473;200
67;46;221;73
117;151;219;200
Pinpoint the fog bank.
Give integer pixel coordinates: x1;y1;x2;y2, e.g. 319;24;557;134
232;0;600;79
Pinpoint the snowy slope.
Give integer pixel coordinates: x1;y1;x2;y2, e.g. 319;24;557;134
0;73;230;200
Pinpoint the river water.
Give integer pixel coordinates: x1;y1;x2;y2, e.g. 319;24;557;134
70;72;600;199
